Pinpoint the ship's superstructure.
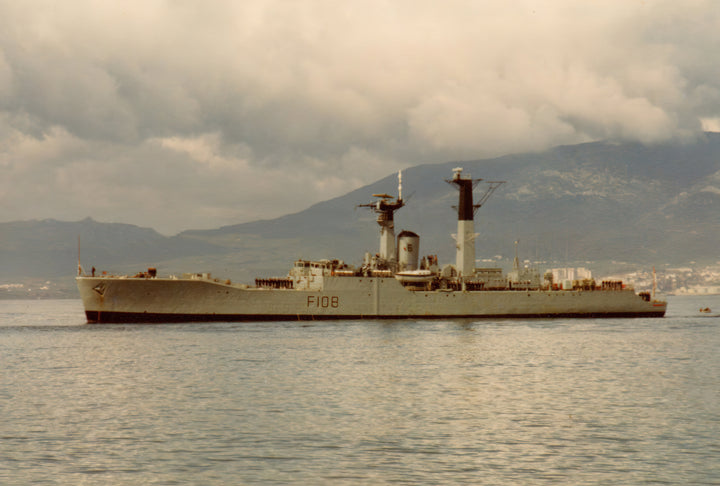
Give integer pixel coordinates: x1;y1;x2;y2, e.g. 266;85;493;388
76;169;667;322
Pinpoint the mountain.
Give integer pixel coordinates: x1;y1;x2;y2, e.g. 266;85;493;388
3;133;720;297
178;133;720;271
0;218;225;297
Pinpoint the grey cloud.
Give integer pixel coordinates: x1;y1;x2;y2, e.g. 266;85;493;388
1;0;719;233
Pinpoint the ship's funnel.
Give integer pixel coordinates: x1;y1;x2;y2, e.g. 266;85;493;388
398;230;420;271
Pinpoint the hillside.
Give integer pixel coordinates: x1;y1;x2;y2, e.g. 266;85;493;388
179;134;720;270
3;134;720;298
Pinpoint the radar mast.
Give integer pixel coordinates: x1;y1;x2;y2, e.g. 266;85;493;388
446;168;504;278
358;171;405;265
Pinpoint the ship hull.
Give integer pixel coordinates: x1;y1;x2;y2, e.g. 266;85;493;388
77;276;666;323
83;310;665;323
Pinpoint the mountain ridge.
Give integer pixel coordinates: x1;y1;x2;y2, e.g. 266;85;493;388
3;134;720;297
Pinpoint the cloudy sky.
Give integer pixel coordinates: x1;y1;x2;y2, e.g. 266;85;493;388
1;0;719;234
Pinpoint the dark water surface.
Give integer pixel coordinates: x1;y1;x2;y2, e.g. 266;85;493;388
1;296;719;485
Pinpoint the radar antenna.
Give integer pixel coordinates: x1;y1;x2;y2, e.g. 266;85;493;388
358;171;405;263
357;170;405;221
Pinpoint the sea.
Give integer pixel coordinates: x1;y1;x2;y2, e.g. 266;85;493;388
1;296;718;485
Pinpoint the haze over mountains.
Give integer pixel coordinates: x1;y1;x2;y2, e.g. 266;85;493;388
3;134;720;297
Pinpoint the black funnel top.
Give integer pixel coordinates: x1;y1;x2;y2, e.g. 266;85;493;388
447;170;479;222
453;177;474;221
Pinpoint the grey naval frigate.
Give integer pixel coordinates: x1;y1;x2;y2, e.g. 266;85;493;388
77;168;667;323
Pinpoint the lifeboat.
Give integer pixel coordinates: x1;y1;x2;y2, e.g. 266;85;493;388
394;269;435;284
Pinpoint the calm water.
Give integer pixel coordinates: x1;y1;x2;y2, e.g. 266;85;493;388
1;296;719;485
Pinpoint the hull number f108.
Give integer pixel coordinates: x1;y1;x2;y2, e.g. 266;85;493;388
307;296;339;308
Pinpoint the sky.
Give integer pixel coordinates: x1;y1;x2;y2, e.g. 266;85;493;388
1;0;719;234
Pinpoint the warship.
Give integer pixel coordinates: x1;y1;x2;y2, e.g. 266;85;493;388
77;168;667;323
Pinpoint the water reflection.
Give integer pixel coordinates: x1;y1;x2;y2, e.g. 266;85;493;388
0;297;718;484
